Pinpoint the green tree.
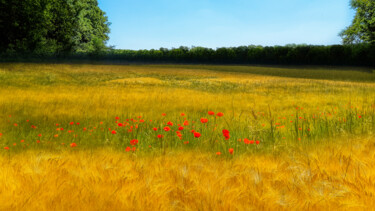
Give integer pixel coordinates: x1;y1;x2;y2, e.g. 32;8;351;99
340;0;375;44
0;0;110;54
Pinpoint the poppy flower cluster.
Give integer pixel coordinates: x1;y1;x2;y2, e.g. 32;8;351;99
130;139;138;146
222;129;230;140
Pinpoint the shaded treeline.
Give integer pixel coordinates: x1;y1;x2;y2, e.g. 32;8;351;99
2;44;375;67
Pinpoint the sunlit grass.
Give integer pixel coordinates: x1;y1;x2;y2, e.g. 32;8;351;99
0;63;374;209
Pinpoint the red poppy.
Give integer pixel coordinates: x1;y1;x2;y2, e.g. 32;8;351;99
164;126;171;132
217;112;224;117
153;127;158;131
0;133;2;136
116;117;120;120
130;139;138;146
244;138;250;144
194;132;201;138
14;123;18;127
167;121;173;126
36;140;41;143
250;140;255;144
70;122;74;125
178;126;184;131
208;111;215;115
126;146;131;152
200;118;208;123
118;123;123;127
70;143;77;147
181;113;185;116
38;134;42;137
157;134;163;139
76;122;80;125
4;147;9;150
183;121;189;126
162;113;166;116
111;130;117;134
21;140;24;143
256;140;260;145
222;129;230;140
216;152;221;155
184;141;189;144
228;148;234;154
132;147;136;152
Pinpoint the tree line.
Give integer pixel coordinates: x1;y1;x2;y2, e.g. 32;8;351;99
0;0;374;67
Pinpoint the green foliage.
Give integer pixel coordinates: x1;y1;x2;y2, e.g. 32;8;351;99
340;0;375;44
103;44;375;67
0;0;110;55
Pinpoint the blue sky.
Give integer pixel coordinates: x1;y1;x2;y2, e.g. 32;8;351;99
97;0;355;50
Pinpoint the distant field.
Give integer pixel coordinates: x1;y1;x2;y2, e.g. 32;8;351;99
0;63;375;209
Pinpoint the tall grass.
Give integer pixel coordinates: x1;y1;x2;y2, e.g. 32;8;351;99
0;63;375;209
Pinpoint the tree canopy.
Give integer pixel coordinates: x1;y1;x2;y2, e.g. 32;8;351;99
0;0;110;55
340;0;375;44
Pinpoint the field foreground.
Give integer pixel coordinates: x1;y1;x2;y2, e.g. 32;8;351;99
0;63;375;210
1;136;375;210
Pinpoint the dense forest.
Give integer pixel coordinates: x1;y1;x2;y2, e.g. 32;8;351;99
0;0;374;67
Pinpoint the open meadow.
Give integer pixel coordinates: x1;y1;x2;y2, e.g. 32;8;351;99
1;63;375;210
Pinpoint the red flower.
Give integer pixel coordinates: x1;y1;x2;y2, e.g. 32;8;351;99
0;133;2;136
217;112;224;117
250;140;255;144
200;118;208;123
157;134;163;139
70;122;74;125
256;140;260;145
38;134;42;137
178;126;184;131
111;130;117;134
167;121;173;126
116;117;120;120
208;111;215;115
118;123;123;127
162;113;166;116
194;132;201;138
130;139;138;146
70;143;77;147
126;146;131;152
132;147;136;152
36;140;41;143
358;115;362;118
216;152;221;155
181;113;185;116
244;138;250;144
164;126;171;132
4;147;9;150
228;148;234;154
153;127;158;131
20;140;25;143
183;121;189;126
222;129;230;140
76;122;80;125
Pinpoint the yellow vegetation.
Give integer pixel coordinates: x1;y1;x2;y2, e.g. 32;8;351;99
1;136;375;210
0;63;375;210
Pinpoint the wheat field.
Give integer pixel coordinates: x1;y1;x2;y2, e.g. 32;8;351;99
0;63;374;210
